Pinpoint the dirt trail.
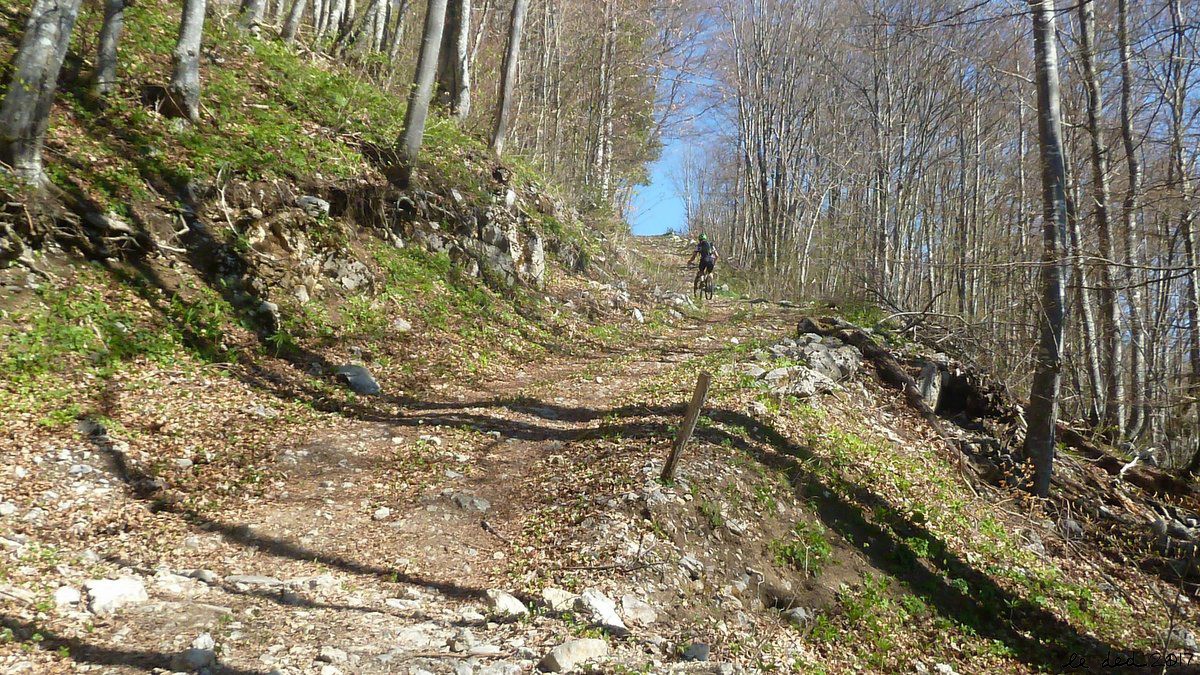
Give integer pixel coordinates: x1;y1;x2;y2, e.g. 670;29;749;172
43;236;799;674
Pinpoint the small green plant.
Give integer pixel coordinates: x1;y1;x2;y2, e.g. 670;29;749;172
699;499;724;529
769;521;833;576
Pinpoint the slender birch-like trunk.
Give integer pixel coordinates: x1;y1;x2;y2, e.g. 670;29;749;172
1024;0;1071;497
490;0;529;155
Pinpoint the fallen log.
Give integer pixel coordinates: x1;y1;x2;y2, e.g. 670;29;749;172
797;316;1196;498
797;317;956;445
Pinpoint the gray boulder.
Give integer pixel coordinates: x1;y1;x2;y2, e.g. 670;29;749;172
538;638;608;672
298;195;331;217
335;365;380;396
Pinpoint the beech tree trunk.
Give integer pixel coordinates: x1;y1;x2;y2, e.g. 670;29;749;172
1117;0;1149;440
490;0;529;155
1024;0;1071;498
281;0;306;42
387;0;413;61
170;0;208;122
93;0;127;96
240;0;266;28
395;0;449;186
1077;0;1125;439
0;0;83;183
436;0;471;121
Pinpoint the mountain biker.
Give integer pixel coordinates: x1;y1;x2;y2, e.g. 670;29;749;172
687;233;718;293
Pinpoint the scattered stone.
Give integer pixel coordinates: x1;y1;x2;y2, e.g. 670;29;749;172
259;301;281;332
485;589;528;619
187;569;219;584
575;589;627;634
23;507;45;523
1056;517;1084;540
541;587;579;613
934;664;961;675
298;195;331;217
172;640;217;673
393;317;413;333
0;585;37;605
317;646;348;664
479;664;522;675
538;638;609;672
620;595;657;626
681;642;710;662
54;586;81;607
68;464;93;477
783;607;813;627
373;507;392;521
632;308;645;324
450;628;476;652
335;365;381;396
451;492;491;513
84;577;148;616
469;645;502;656
0;502;16;517
679;555;704;580
1169;626;1199;651
741;364;767;379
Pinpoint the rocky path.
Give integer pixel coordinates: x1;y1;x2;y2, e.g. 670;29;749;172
3;238;802;674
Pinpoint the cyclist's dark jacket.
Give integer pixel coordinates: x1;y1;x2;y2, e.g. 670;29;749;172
696;240;717;273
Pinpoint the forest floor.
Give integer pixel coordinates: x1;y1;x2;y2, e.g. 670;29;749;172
3;237;1198;674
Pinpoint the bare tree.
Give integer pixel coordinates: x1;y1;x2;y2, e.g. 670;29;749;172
281;0;307;42
1076;0;1124;438
170;0;209;122
436;0;472;122
395;0;449;186
0;0;84;183
489;0;528;155
1024;0;1071;497
93;0;128;96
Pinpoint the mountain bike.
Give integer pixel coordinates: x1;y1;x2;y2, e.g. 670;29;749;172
689;265;716;303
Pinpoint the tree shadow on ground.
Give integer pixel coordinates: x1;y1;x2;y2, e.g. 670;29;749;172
0;614;267;675
293;393;1168;674
80;417;488;603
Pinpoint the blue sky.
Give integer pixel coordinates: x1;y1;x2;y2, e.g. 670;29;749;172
629;138;686;236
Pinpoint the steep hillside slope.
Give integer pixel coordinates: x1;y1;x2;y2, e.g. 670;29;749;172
2;2;1199;673
3;232;1199;674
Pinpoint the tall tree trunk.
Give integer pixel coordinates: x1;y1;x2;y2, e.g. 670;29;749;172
387;0;413;61
0;0;83;183
1168;0;1200;475
170;0;208;123
240;0;266;29
1068;185;1104;425
1077;0;1125;438
394;0;449;186
1117;0;1149;440
93;0;127;96
281;0;307;42
435;0;471;121
490;0;528;155
1024;0;1071;498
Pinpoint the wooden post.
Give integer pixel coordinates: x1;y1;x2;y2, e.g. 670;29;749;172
661;371;713;482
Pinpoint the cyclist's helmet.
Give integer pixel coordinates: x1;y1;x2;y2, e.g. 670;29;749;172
699;233;708;241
